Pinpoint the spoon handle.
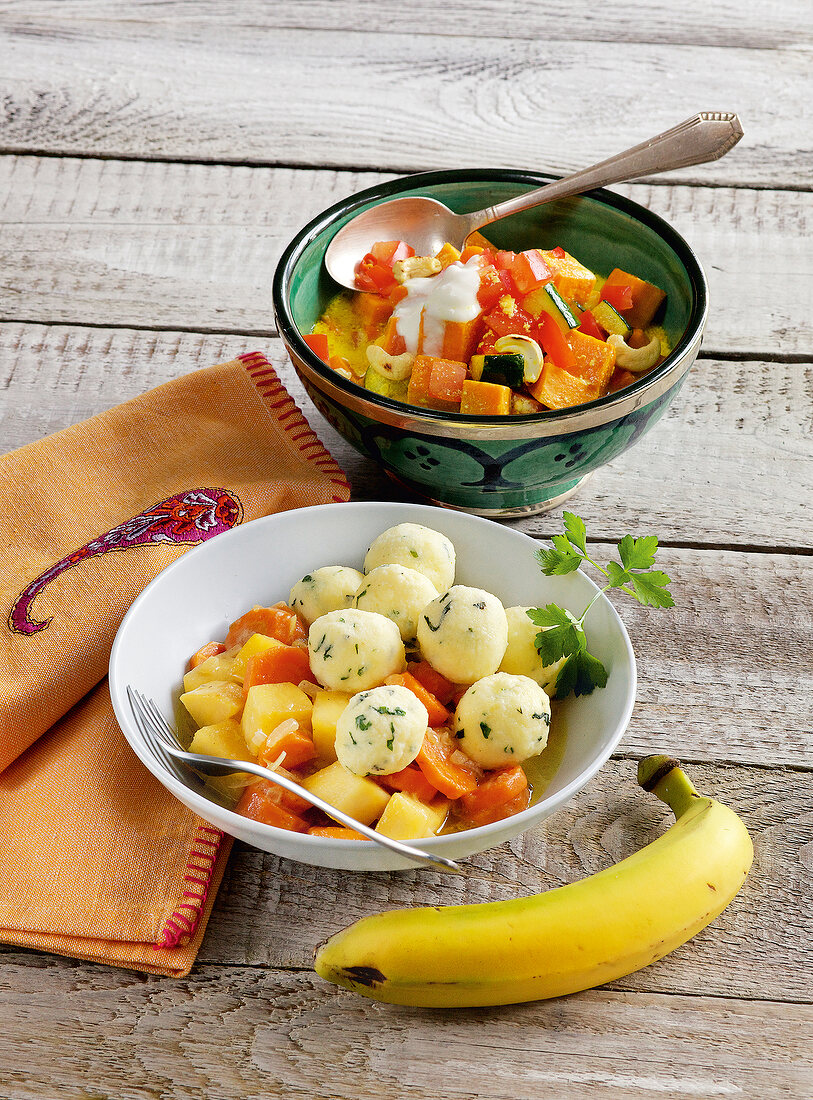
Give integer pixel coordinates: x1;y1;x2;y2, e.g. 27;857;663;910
469;111;743;232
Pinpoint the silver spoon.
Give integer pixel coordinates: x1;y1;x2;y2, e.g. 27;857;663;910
325;111;743;291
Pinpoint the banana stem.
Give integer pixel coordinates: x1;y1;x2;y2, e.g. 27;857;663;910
638;755;700;820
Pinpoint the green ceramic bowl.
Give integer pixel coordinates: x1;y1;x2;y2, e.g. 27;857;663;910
273;170;707;516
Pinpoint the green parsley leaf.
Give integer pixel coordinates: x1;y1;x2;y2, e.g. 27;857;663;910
563;511;587;554
552;650;609;699
527;605;585;665
630;569;675;608
618;533;658;571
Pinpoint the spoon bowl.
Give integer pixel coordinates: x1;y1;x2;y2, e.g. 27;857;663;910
324;111;742;291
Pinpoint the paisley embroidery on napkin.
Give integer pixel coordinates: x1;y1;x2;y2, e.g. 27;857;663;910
8;488;243;636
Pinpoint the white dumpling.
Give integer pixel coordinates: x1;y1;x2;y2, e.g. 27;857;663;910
335;685;428;776
499;605;567;696
355;564;439;641
289;565;364;625
453;672;550;768
307;609;405;692
364;522;455;592
416;585;508;684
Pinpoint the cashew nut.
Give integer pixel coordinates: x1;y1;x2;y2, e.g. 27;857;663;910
493;334;545;383
607;333;661;373
366;343;415;381
393;256;442;283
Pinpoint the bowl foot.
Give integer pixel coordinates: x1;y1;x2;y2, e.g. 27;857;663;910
384;471;594;518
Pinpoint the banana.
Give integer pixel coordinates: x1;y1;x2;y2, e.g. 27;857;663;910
313;756;753;1008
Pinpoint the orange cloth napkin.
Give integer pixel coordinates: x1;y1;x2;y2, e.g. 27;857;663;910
0;351;350;975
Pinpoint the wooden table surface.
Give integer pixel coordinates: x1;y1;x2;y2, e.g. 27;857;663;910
1;4;812;1097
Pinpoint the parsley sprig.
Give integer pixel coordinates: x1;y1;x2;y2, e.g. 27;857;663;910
528;512;674;699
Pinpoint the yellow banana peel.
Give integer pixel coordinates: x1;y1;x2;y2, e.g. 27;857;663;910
313;755;753;1007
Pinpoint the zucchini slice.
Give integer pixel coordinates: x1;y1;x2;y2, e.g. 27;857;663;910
592;300;631;339
481;353;525;389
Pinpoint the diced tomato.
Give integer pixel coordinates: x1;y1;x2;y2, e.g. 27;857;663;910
534;312;578;372
484;297;534;337
494;250;517;271
550;245;566;259
510;249;553;296
577;308;606;340
370;240;414;265
600;282;634;311
303;333;330;363
428;359;467;404
477;264;505;311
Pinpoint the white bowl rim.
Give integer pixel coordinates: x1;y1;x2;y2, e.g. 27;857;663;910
109;501;637;862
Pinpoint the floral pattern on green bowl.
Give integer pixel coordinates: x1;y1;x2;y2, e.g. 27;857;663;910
274;169;707;516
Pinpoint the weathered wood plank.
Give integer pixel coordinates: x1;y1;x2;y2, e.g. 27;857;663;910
0;19;808;186
2;323;812;556
1;156;811;358
198;759;811;1004
0;957;810;1100
1;0;809;49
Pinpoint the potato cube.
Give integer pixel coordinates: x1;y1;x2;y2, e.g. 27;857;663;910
231;633;285;680
375;792;449;840
241;683;313;749
302;762;389;826
189;718;254;762
180;680;243;727
311;690;353;762
183;653;240;692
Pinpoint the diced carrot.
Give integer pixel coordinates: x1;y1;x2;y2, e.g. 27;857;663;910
386;671;450;727
376;314;407;356
441;317;485;363
459;379;511;416
461;765;528;817
307;826;372;840
378;764;440;804
407;660;457;706
528;359;595;410
258;727;318;771
356;292;395;329
609;366;637;393
564;328;616;392
225;603;307;649
329;354;352;375
416;726;480;799
303;333;330;363
188;641;226;670
406;355;461;412
235;783;311;832
603;268;666;328
466;230;496;250
243;644;317;695
541;249;596;302
460;244;486;263
428;358;467;405
463;788;532;828
435;242;462;268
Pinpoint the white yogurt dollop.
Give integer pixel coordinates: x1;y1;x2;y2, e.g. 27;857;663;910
394;258;482;356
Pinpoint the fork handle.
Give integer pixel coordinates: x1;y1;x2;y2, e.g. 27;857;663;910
207;756;464;875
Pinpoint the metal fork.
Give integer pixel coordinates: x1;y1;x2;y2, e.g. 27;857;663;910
127;686;465;875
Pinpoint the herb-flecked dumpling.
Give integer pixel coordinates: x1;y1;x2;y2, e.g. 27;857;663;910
307;609;405;691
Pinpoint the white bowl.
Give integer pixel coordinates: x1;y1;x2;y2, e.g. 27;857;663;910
109;502;636;871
